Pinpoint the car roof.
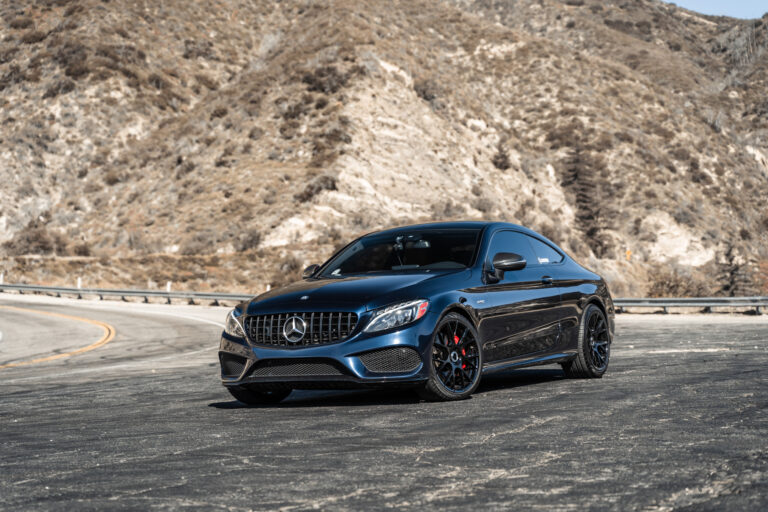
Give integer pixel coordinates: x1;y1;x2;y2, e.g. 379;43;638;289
364;221;540;238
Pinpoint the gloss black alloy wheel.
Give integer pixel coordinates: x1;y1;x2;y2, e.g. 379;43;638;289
418;313;483;401
562;304;611;378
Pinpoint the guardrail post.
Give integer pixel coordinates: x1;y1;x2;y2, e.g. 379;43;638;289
702;306;711;314
166;296;172;305
662;306;668;314
757;306;763;316
188;298;196;305
143;296;149;303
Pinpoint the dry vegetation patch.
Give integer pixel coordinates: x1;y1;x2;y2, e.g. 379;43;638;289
0;0;766;295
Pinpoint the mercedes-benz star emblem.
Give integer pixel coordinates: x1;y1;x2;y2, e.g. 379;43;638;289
282;316;307;343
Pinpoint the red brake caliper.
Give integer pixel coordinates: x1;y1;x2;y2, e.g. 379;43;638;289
455;335;467;369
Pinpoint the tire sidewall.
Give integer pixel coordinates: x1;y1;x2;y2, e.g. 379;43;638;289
578;304;610;377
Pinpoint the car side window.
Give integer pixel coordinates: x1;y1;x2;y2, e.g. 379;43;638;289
486;231;536;268
526;236;564;265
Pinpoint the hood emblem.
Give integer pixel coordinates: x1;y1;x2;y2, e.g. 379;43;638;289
300;295;309;300
282;316;307;343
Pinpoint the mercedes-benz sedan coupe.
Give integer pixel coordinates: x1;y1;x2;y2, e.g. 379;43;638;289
219;222;614;403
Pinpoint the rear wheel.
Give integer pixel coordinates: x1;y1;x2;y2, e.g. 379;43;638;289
418;313;482;401
227;385;291;405
562;304;610;378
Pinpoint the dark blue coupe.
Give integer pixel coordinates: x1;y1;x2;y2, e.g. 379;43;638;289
219;222;614;403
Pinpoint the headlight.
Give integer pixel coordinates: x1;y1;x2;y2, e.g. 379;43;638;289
225;309;245;338
365;300;429;333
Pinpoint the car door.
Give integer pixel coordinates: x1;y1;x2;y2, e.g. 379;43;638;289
523;234;572;352
473;230;563;364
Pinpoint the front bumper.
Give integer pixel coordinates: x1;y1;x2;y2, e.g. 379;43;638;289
218;311;438;388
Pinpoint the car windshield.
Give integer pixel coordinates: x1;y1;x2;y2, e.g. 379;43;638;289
319;228;481;277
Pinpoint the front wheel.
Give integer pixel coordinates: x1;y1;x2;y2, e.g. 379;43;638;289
418;313;483;401
561;304;611;378
227;385;291;405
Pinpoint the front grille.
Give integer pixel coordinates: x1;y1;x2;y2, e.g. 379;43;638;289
220;353;247;378
249;359;344;377
358;347;422;374
245;312;358;347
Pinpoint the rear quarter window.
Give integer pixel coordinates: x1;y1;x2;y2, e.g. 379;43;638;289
526;236;564;265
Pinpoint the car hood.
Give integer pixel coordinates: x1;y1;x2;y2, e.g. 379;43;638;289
246;271;464;313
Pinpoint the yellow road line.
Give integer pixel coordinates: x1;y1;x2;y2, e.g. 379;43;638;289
0;305;116;369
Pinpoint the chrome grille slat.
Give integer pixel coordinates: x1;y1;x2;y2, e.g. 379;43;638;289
245;312;358;348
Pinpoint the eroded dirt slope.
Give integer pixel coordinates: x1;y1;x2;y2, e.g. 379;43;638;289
1;0;766;295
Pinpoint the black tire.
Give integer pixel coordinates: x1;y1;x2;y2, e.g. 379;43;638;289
418;313;483;401
562;304;611;378
227;385;291;405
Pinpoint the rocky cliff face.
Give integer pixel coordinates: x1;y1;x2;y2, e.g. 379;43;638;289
1;0;766;295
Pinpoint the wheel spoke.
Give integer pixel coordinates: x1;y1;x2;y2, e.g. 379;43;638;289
457;328;469;347
432;319;481;393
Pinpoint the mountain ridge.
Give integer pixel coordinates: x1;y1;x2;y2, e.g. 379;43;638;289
1;0;766;296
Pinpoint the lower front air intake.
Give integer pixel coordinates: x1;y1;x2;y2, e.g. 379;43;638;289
358;347;422;373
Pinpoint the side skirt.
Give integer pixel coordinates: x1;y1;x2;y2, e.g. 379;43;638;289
481;352;576;375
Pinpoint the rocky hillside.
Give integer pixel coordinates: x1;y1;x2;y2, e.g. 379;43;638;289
0;0;766;296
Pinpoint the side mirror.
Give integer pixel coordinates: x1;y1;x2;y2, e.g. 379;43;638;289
485;252;526;283
302;264;320;279
493;252;526;272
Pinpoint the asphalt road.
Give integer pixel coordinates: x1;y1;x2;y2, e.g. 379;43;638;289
1;293;766;511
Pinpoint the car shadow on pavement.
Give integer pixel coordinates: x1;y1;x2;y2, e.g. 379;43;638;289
474;368;566;395
208;368;566;408
209;388;421;409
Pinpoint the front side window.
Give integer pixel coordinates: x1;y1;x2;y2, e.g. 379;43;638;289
485;231;537;267
320;229;481;277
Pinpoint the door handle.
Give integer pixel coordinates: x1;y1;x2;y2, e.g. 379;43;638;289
541;276;553;285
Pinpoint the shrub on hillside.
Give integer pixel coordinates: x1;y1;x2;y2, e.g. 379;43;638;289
104;169;122;185
9;17;33;29
302;66;347;94
2;222;67;256
647;267;711;297
20;31;48;44
237;229;262;252
73;243;91;256
195;73;218;90
148;73;169;90
210;106;228;119
183;39;216;60
294;174;337;202
179;231;218;256
0;47;18;64
414;79;438;102
65;61;90;79
42;78;75;98
491;147;510;170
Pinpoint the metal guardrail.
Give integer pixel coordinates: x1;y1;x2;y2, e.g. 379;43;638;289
0;282;765;314
614;297;767;314
0;283;253;305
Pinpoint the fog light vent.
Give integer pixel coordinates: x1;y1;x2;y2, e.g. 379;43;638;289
220;353;247;379
359;347;422;373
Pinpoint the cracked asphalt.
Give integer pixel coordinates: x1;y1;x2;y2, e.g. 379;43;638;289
1;294;766;511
